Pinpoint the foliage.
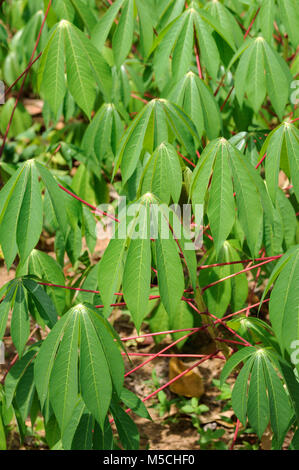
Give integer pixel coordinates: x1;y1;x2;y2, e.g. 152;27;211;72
0;0;299;451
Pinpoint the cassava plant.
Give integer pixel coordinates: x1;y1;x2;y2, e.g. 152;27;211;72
0;0;299;451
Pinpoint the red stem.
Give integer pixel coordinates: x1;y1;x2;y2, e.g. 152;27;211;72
0;53;42;103
201;258;278;292
230;419;241;450
194;41;203;80
255;152;267;169
243;7;261;40
124;329;199;377
187;300;253;347
58;184;120;222
177;150;196;168
199;255;282;270
121;352;223;359
220;86;234;112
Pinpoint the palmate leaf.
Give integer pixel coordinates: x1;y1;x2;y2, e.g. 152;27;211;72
0;160;74;267
235;37;292;120
150;3;236;88
221;348;293;442
261;122;299;204
123;203;151;331
154;207;185;322
167;71;222;140
0;161;42;268
34;304;124;430
191;138;264;257
98;195;188;327
113;98;198;183
0;277;57;356
38;21;112;117
91;0;154;66
81;103;123;164
138;142;182;204
205;0;243;51
18;249;67;314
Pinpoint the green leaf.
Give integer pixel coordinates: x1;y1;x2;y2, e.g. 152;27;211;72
25;249;67;313
154;209;184;319
193;12;220;81
98;236;127;317
14;362;36;423
5;346;38;408
191;139;218;207
11;284;30;357
220;346;257;386
0;163;28;268
140;143;182;204
49;309;80;432
23;278;58;328
38;24;66;116
110;404;140;450
62;21;96;118
16;162;43;262
277;0;299;48
262;355;293;445
269;246;299;354
114;101;155;183
34;313;70;408
35;162;68;238
259;0;275;44
87;307;124;397
276;189;297;248
70;0;97;33
228;145;263;257
231;355;255;425
79;306;112;428
262;39;291;120
0;296;12;341
168;72;222;140
61;398;85;450
247;352;270;438
123;204;151;331
171;301;194;348
207;140;235;255
91;0;125;51
120;388;151;420
284;123;299;203
245;38;266;114
172;11;193;82
112;0;135;67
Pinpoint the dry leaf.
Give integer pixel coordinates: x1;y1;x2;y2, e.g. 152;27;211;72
169;357;205;397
